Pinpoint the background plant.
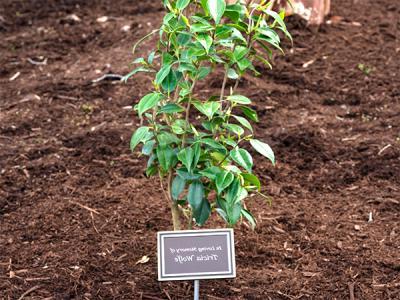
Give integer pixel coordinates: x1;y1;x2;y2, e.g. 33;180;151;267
126;0;291;230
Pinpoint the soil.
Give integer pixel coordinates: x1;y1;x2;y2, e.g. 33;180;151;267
0;0;399;299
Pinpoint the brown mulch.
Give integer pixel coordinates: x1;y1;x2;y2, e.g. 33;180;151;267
0;0;399;299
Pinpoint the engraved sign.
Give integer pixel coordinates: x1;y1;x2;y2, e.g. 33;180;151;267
157;229;236;281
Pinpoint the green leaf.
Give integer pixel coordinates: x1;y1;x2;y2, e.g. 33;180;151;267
190;23;214;33
177;168;202;180
148;51;155;64
159;103;184;114
178;147;195;172
156;145;176;171
161;69;179;92
237;57;253;71
241;208;256;230
130;126;150;151
138;93;163;116
224;4;244;22
176;0;190;11
241;173;261;191
193;198;211;226
216;171;234;194
240;106;259;122
146;165;157;177
177;32;192;45
233;45;248;61
141;140;156;155
264;9;291;40
155;64;172;85
249;139;275;165
227;68;239;79
171;176;186;200
193;101;220;119
122;67;153;82
225;178;240;204
188;181;205;212
192;143;201;170
196;34;213;53
199;138;226;151
227;95;251;105
199;166;221;181
171;119;186;135
197;67;212;80
224;123;244;136
230;148;253;172
157;132;180;146
207;0;226;24
233;115;253;132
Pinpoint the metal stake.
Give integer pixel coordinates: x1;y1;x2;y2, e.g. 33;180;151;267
194;280;200;300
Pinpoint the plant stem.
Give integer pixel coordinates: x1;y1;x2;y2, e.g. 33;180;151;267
167;171;181;231
181;79;197;147
220;67;228;102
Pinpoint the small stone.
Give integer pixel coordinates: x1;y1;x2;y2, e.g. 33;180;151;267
354;225;361;231
97;16;109;23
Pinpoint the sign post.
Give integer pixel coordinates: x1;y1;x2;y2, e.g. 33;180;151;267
157;229;236;299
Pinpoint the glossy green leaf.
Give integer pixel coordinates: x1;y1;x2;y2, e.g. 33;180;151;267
224;123;244;136
230;148;253;172
249;139;275;165
207;0;226;24
155;64;172;84
199;138;226;151
137;93;163;116
161;69;179;92
240;106;259;122
233;115;253;132
193;198;211;226
193;101;220;119
225;178;240;204
227;95;251;105
171;176;186;200
141;140;156;155
199;166;221;181
227;68;239;79
241;208;256;230
188;181;205;211
196;34;213;53
178;147;195;172
130;126;150;151
157;132;180;146
176;0;190;11
156;145;176;171
233;45;248;61
159;103;184;114
216;171;234;194
241;173;261;191
197;67;212;80
227;201;242;225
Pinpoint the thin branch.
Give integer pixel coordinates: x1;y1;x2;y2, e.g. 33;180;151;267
219;68;228;102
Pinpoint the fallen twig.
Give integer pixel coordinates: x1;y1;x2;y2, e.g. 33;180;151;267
92;73;123;83
69;200;100;215
18;285;41;300
378;144;392;155
9;72;20;81
348;283;355;300
27;57;48;65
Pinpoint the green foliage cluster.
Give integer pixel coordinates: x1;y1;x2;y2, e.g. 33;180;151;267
127;0;291;229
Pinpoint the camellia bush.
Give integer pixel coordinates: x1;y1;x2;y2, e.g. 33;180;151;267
126;0;291;230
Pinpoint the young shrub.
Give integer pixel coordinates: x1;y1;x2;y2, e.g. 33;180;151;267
126;0;291;230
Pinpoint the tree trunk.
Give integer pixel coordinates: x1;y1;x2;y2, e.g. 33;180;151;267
226;0;331;25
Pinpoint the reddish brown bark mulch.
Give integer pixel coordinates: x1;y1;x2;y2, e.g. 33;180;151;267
0;0;399;299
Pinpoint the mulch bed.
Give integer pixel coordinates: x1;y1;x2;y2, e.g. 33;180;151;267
0;0;399;299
